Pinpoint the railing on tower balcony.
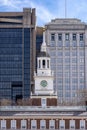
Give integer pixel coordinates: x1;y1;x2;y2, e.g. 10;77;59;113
34;71;54;76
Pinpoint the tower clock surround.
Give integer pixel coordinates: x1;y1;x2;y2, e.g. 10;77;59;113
40;80;48;87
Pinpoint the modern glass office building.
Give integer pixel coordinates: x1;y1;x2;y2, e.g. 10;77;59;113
45;19;87;103
0;8;36;101
36;27;43;55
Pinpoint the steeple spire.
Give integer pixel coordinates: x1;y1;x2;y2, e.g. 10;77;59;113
41;28;47;52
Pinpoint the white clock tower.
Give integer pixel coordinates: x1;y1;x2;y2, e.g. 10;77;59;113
31;30;57;107
34;30;55;96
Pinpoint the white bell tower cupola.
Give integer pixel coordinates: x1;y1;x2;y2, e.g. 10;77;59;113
34;29;54;95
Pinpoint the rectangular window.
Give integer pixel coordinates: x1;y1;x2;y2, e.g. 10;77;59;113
73;34;76;41
72;42;77;47
65;85;70;90
57;58;63;63
70;120;75;129
80;65;84;70
72;65;77;70
58;34;62;41
80;78;84;83
80;58;84;63
49;120;55;129
65;65;70;70
80;33;84;41
72;58;77;63
21;120;27;129
80;120;85;129
65;42;70;47
72;72;77;77
65;79;70;84
58;92;63;97
58;51;63;56
59;120;65;129
80;72;84;77
65;33;69;41
58;42;63;47
41;98;46;107
65;92;70;97
58;85;63;90
65;58;70;63
72;51;77;56
40;120;46;129
72;93;76;97
57;72;62;77
11;120;16;129
79;42;84;47
58;79;62;84
72;78;78;83
65;51;70;56
79;51;84;56
72;85;77;90
31;120;37;129
51;33;55;41
50;51;55;57
1;120;6;129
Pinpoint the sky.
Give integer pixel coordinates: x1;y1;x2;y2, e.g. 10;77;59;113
0;0;87;26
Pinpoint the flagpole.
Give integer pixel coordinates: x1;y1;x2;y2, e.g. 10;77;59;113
65;0;67;18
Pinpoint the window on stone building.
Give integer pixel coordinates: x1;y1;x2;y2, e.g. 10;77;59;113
73;34;76;41
80;120;85;129
80;58;84;63
65;91;71;97
70;120;75;129
1;120;6;129
41;98;46;107
21;120;27;129
31;120;37;129
40;120;46;129
11;120;16;129
65;51;70;56
51;33;55;41
80;33;84;41
58;34;62;41
59;120;65;129
65;33;69;41
49;120;55;129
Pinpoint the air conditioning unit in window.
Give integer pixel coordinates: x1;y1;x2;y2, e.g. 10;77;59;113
60;126;64;129
41;126;45;128
1;127;6;129
50;126;54;129
70;126;75;129
81;126;84;129
22;126;26;129
32;126;36;128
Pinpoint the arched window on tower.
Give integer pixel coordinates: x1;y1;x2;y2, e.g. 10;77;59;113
47;60;49;68
43;60;45;68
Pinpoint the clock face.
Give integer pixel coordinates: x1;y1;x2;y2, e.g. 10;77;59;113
40;80;48;87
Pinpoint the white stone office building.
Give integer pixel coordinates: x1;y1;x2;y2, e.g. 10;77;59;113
45;19;87;103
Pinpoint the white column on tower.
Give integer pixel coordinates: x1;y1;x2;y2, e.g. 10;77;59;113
41;59;42;69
